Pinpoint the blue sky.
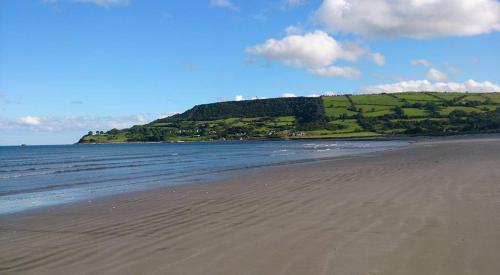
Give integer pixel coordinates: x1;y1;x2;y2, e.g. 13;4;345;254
1;0;499;145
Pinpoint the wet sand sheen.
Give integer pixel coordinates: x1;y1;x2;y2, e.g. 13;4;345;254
1;137;500;274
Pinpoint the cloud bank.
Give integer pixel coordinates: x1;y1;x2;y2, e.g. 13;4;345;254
315;0;500;38
0;114;150;132
359;79;500;94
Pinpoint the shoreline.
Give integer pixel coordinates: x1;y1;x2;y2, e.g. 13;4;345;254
2;132;497;147
1;139;410;218
4;134;499;218
2;136;500;274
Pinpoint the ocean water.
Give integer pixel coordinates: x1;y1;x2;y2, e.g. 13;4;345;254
0;140;407;214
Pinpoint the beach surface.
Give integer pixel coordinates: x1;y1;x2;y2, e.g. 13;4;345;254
1;137;500;274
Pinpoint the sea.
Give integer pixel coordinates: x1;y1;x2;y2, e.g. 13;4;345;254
0;140;407;214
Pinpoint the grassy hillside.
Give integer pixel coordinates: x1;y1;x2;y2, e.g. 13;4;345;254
79;92;500;143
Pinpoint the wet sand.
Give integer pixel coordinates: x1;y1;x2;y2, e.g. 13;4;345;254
1;137;500;274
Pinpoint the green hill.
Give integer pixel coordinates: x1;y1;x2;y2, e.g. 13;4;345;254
79;92;500;143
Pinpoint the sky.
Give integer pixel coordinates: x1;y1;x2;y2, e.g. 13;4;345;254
0;0;499;145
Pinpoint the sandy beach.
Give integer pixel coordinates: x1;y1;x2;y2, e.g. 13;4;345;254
1;136;500;274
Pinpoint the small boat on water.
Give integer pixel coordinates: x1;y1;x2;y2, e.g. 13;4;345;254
20;144;27;147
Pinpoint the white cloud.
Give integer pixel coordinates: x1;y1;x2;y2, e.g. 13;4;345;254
371;52;386;66
359;79;500;94
411;59;432;67
426;68;449;81
210;0;238;10
247;30;371;79
234;95;245;101
43;0;130;7
247;31;353;69
315;0;500;38
307;94;321;97
19;116;41;126
281;92;297;98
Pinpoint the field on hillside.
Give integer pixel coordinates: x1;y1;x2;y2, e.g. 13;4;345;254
80;92;500;143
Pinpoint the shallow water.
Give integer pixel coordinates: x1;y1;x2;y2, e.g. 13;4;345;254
0;140;407;214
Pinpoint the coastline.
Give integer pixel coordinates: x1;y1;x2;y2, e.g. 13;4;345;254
1;139;410;217
75;131;500;145
2;136;500;274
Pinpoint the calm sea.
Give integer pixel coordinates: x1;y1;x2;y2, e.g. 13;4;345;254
0;140;407;214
